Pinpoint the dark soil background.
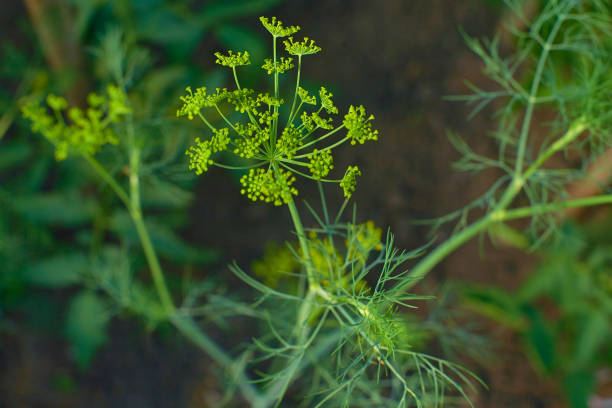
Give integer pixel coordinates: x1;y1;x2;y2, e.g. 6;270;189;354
1;1;565;407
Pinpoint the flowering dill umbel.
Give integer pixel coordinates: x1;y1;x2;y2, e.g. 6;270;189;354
178;16;379;204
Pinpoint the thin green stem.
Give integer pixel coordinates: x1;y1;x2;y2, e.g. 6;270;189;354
197;112;216;132
294;133;349;159
287;55;302;128
296;125;346;154
272;35;280;145
232;66;242;91
214;104;238;133
213;161;266;170
232;66;261;130
279;161;340;183
290;101;305;128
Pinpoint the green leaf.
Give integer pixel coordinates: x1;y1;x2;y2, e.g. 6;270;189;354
517;259;562;302
22;253;88;288
573;311;610;367
563;370;595;408
0;141;33;171
462;285;526;329
523;307;556;374
65;290;110;369
11;192;98;226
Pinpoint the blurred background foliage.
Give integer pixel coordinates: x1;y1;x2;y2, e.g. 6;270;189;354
1;0;611;407
464;218;612;408
0;0;281;372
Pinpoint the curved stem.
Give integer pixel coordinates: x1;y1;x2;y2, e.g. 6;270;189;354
214;104;238;133
197;112;216;132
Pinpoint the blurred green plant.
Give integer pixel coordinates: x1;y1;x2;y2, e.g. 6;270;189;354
1;0;282;370
10;0;612;407
463;219;612;408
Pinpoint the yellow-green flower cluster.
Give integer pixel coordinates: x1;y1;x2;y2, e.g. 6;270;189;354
308;149;333;180
284;37;321;56
186;128;230;175
21;85;130;161
319;87;338;115
214;50;250;67
240;168;297;206
340;166;361;198
301;111;333;132
343;105;379;145
178;16;380;205
177;86;208;120
234;124;269;159
186;138;213;175
262;57;294;74
297;87;316;105
252;242;300;287
276;124;303;159
258;93;284;108
259;16;300;38
226;88;260;113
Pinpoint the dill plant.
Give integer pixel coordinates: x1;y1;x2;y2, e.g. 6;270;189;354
19;1;612;407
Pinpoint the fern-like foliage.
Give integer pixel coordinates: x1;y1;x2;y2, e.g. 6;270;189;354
441;0;612;240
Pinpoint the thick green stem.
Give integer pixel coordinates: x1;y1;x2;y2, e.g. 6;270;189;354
499;194;612;221
398;217;492;292
128;147;175;313
272;36;280;145
286;197;319;289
